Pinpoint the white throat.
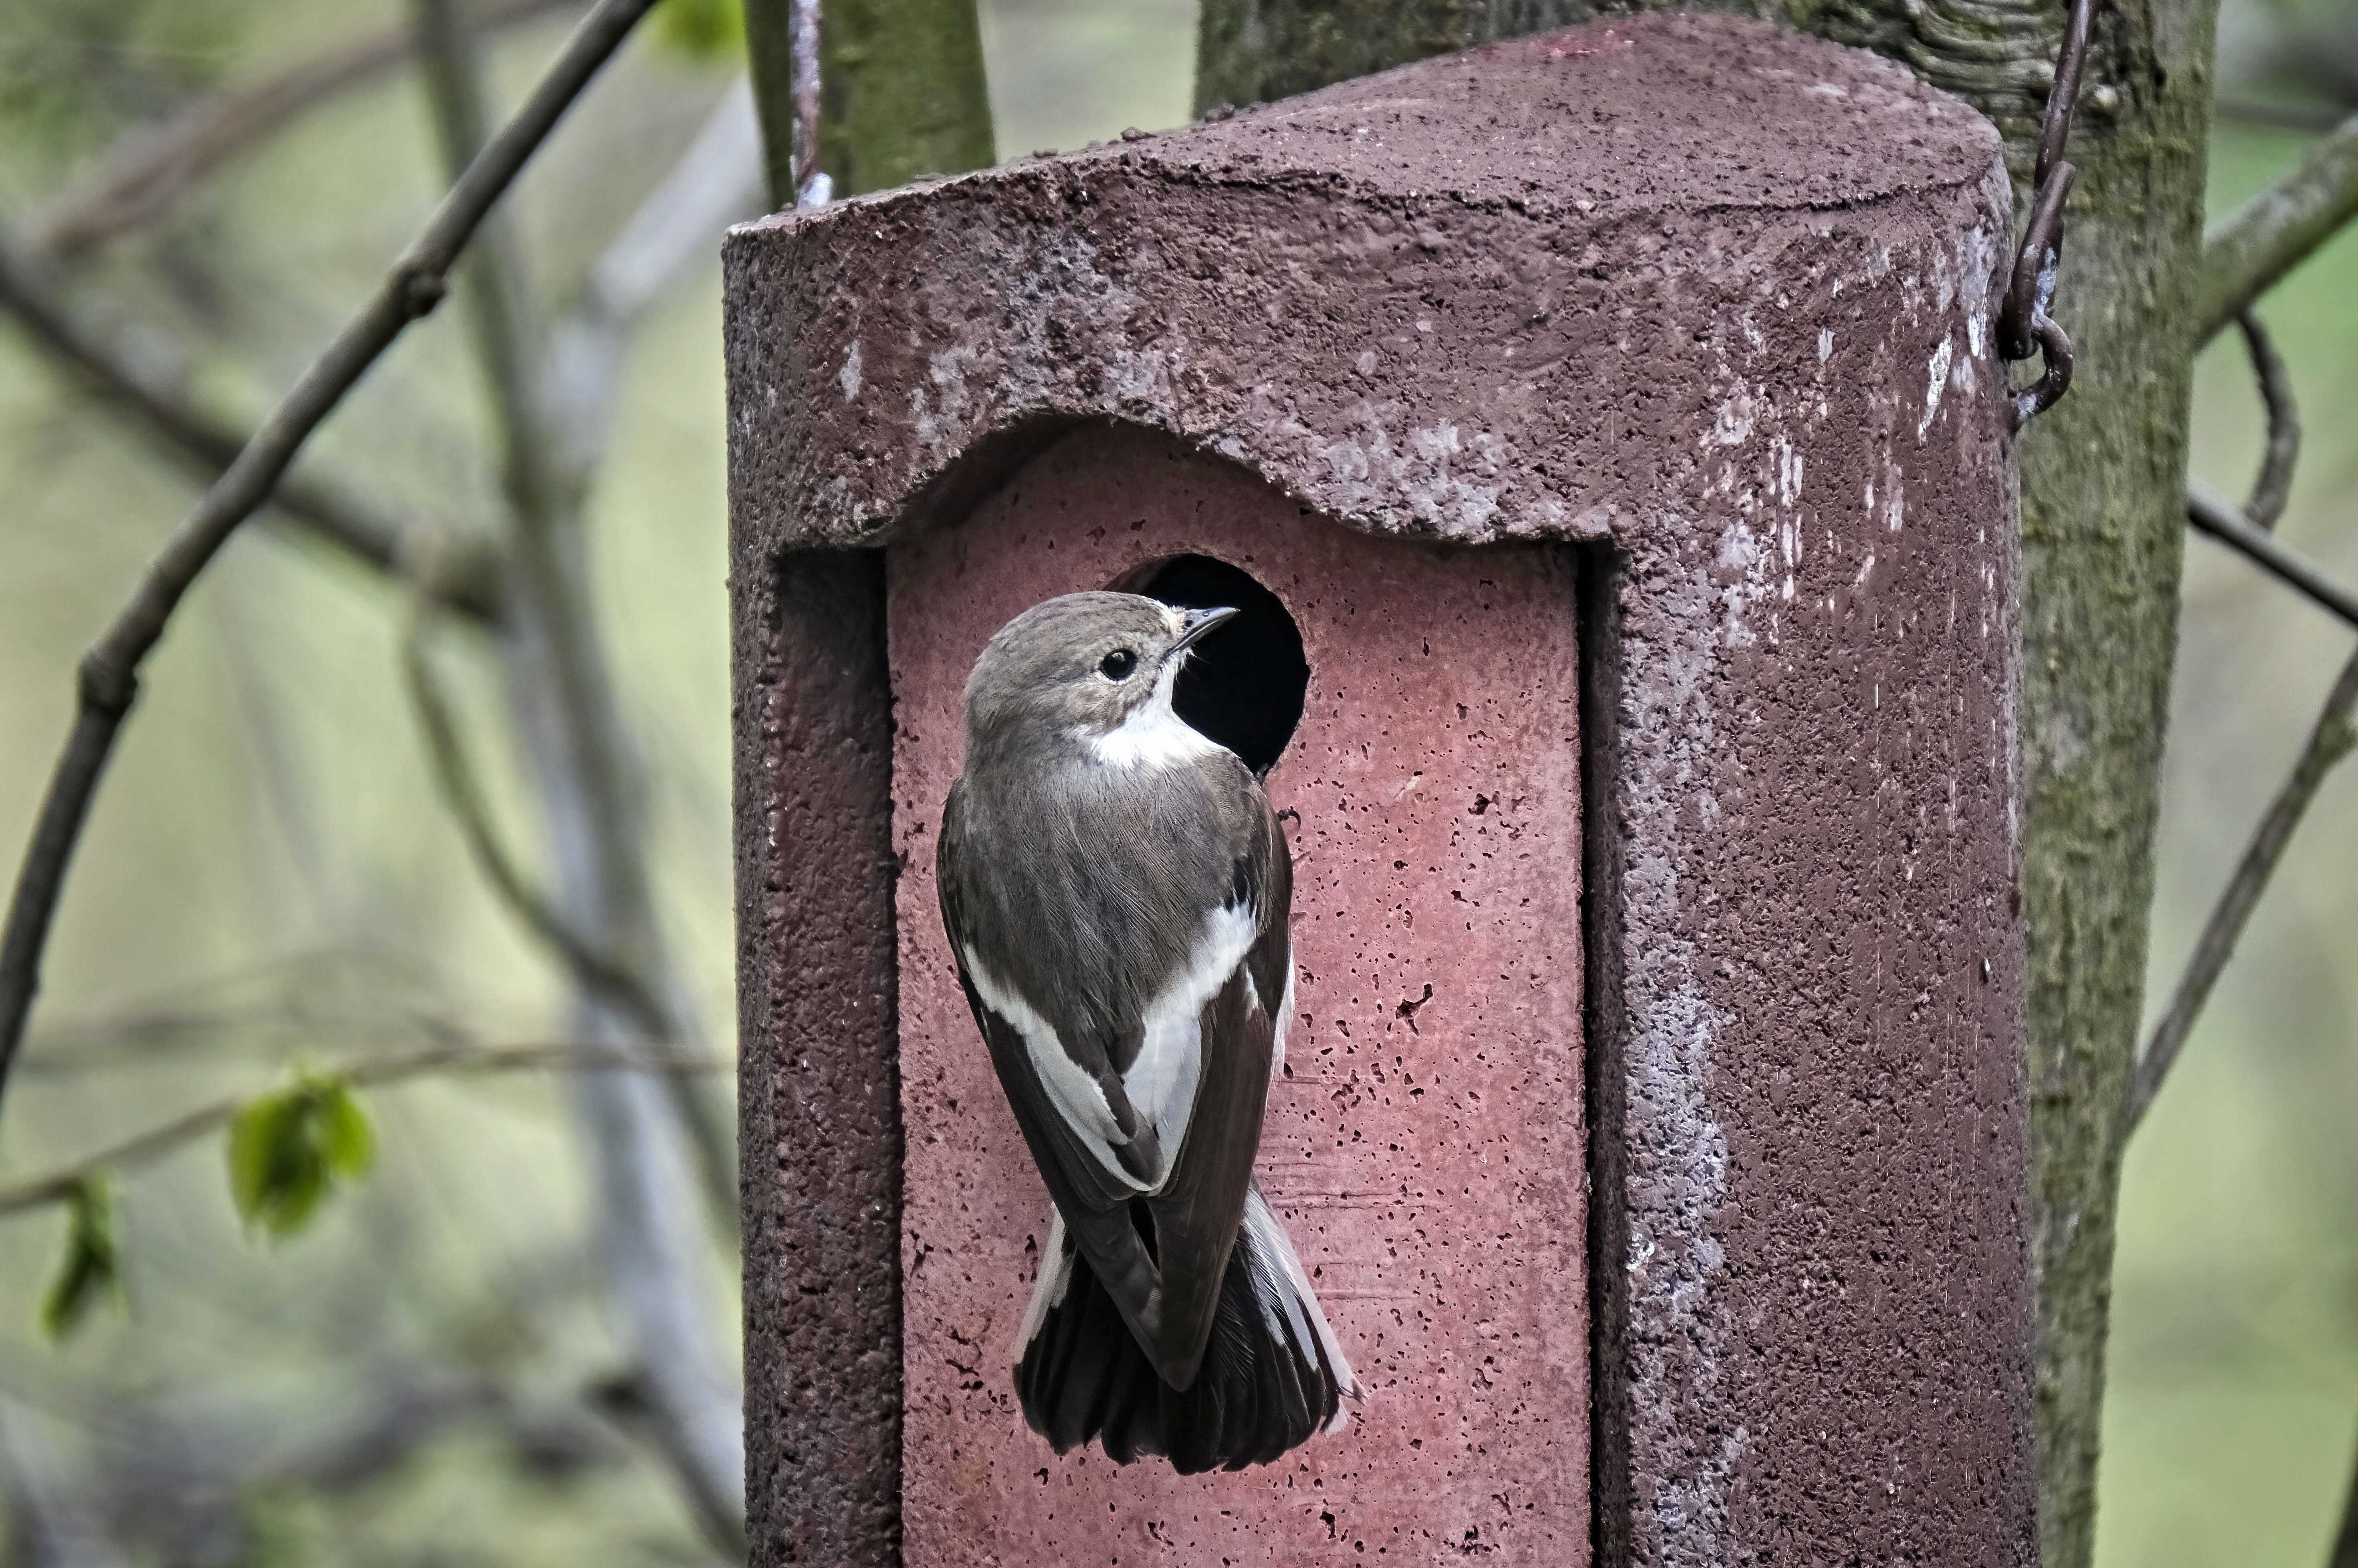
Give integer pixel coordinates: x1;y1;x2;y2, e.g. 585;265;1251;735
1082;660;1225;769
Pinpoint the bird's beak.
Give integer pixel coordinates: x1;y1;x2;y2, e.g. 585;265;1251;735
1166;605;1241;662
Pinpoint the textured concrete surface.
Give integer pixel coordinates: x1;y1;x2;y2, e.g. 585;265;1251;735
735;553;903;1565
729;12;2031;1566
889;427;1587;1564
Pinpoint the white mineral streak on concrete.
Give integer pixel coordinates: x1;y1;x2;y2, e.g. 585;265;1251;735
1772;435;1802;506
908;220;1163;466
1715;520;1768;649
1919;335;1954;439
1311;400;1505;538
839;340;862;401
1621;522;1742;1566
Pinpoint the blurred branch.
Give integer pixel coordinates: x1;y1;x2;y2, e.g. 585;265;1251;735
49;1364;637;1559
413;0;747;1242
2196;111;2358;344
793;0;827;204
2186;489;2358;631
0;1401;131;1568
401;606;671;1040
26;0;586;260
540;76;764;468
2236;311;2300;531
0;0;663;1116
2130;649;2358;1128
2216;97;2350;134
2334;1430;2358;1568
0;1042;722;1219
0;232;506;623
410;0;745;1550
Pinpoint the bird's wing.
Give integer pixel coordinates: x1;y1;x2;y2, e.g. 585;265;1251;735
938;783;1155;1214
1123;801;1291;1382
940;777;1293;1390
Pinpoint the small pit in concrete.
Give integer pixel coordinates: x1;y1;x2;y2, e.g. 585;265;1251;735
1108;553;1308;777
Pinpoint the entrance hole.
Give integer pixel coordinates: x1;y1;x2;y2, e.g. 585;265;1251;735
1107;554;1308;778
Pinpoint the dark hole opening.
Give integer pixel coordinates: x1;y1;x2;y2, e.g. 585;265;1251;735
1107;554;1308;778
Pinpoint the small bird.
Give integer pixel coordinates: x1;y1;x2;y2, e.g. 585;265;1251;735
935;590;1360;1474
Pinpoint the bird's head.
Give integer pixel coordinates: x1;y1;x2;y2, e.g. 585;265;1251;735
962;591;1239;767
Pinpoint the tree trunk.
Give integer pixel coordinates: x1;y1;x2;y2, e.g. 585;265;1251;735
1198;2;2221;1565
744;0;995;203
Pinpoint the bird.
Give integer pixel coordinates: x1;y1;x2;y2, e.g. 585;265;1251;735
934;589;1360;1474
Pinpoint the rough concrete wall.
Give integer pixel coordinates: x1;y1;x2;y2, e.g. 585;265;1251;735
887;426;1588;1564
727;14;2031;1563
725;16;2006;559
1592;327;2030;1566
735;554;903;1565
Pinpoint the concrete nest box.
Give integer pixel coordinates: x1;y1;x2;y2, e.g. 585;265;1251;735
727;14;2034;1567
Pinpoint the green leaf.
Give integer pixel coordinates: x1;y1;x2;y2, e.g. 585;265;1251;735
654;0;744;59
40;1176;122;1341
226;1075;376;1240
312;1080;375;1181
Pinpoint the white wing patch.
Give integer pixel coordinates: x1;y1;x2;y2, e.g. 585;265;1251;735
1243;1186;1362;1430
1015;1206;1075;1359
1083;657;1226;769
962;945;1149;1193
1122;899;1260;1189
1271;963;1296;1085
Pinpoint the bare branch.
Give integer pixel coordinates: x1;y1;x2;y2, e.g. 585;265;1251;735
2332;1421;2358;1568
401;607;671;1040
2129;648;2358;1128
412;3;745;1547
540;77;764;473
26;0;586;260
792;0;827;204
2215;97;2352;134
0;232;506;623
413;2;746;1243
2237;310;2301;531
0;1043;722;1219
0;0;663;1112
0;1400;132;1568
2197;111;2358;343
2186;489;2358;632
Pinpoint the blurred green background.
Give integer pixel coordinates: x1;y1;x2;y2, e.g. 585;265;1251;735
0;0;2351;1561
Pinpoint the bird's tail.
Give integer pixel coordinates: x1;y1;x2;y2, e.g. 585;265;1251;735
1013;1185;1360;1475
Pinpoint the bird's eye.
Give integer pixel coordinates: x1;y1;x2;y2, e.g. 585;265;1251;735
1099;648;1139;681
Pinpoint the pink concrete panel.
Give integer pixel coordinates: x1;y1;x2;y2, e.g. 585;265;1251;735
886;424;1588;1565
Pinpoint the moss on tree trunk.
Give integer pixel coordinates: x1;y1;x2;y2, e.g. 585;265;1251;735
743;0;994;203
1203;4;2221;1564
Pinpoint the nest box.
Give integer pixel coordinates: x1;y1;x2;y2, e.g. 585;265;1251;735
726;14;2033;1566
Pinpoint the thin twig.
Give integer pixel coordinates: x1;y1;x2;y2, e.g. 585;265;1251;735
2196;111;2358;344
540;77;763;471
2236;310;2301;531
410;4;744;1547
2214;97;2350;135
2129;648;2358;1128
412;0;745;1241
791;0;828;204
400;606;672;1042
0;232;506;622
0;1043;722;1218
2186;489;2358;632
26;0;585;259
0;0;662;1115
2330;1421;2358;1568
